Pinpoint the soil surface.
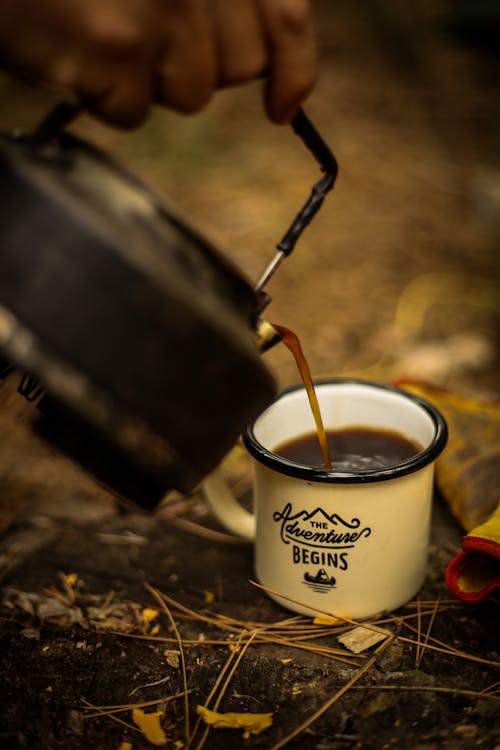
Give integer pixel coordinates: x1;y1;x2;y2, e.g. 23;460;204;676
0;496;499;750
1;2;499;749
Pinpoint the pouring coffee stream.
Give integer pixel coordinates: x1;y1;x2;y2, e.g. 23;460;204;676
271;324;333;469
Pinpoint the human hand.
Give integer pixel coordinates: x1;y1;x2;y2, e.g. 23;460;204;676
0;0;317;127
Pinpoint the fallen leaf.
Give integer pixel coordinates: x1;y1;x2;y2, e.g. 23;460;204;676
338;626;391;654
118;743;133;750
62;573;78;587
132;708;168;746
454;724;478;739
313;614;346;626
165;649;180;669
97;532;148;546
203;590;215;604
196;705;273;739
37;597;84;625
2;589;37;616
142;608;159;622
87;601;143;632
21;627;40;640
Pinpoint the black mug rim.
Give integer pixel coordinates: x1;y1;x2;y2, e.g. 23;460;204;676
243;378;448;484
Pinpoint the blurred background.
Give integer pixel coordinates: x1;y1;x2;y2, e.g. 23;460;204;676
1;0;499;394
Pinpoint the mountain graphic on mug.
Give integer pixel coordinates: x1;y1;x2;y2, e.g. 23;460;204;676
274;503;362;529
304;508;361;528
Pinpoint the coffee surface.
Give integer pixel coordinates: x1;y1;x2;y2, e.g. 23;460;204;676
274;426;422;471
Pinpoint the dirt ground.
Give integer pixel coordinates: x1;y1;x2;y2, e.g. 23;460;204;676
0;2;499;749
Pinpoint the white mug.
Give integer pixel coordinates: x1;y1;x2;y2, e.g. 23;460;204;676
203;379;448;619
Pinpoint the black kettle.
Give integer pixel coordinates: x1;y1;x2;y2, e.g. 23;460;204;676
0;104;336;509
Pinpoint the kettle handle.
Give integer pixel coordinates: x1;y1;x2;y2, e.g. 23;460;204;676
31;101;82;144
253;109;337;294
278;108;338;257
202;468;256;542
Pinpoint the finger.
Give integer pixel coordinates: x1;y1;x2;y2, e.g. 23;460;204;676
69;46;156;128
154;0;217;113
86;66;154;128
255;0;317;123
43;8;159;128
212;0;267;86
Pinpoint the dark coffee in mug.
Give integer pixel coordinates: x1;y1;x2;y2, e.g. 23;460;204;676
274;426;422;471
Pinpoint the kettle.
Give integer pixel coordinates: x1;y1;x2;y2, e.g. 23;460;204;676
0;104;336;509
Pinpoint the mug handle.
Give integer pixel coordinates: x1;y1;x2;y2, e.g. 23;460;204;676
202;468;256;542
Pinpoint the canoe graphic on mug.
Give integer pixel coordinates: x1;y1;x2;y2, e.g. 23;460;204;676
304;568;336;587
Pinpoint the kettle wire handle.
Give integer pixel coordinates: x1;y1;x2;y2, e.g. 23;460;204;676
254;108;337;293
31;101;82;144
279;108;338;256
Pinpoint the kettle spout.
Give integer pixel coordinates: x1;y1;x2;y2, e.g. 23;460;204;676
257;320;282;353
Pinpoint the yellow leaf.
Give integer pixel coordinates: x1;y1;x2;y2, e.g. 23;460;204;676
118;743;133;750
313;614;345;626
62;573;78;586
280;658;292;664
196;705;273;739
142;608;159;622
203;590;215;604
132;708;168;746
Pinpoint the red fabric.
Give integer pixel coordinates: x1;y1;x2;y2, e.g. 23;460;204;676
446;537;500;603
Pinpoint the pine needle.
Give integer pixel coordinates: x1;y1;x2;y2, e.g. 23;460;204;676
160;513;248;546
414;596;441;670
146;584;191;743
81;690;192;719
482;680;500;695
351;684;500;702
398;618;500;669
250;580;393;638
416;596;440;669
190;630;260;750
81;698;139;733
415;597;423;668
187;633;245;749
137;588;360;665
